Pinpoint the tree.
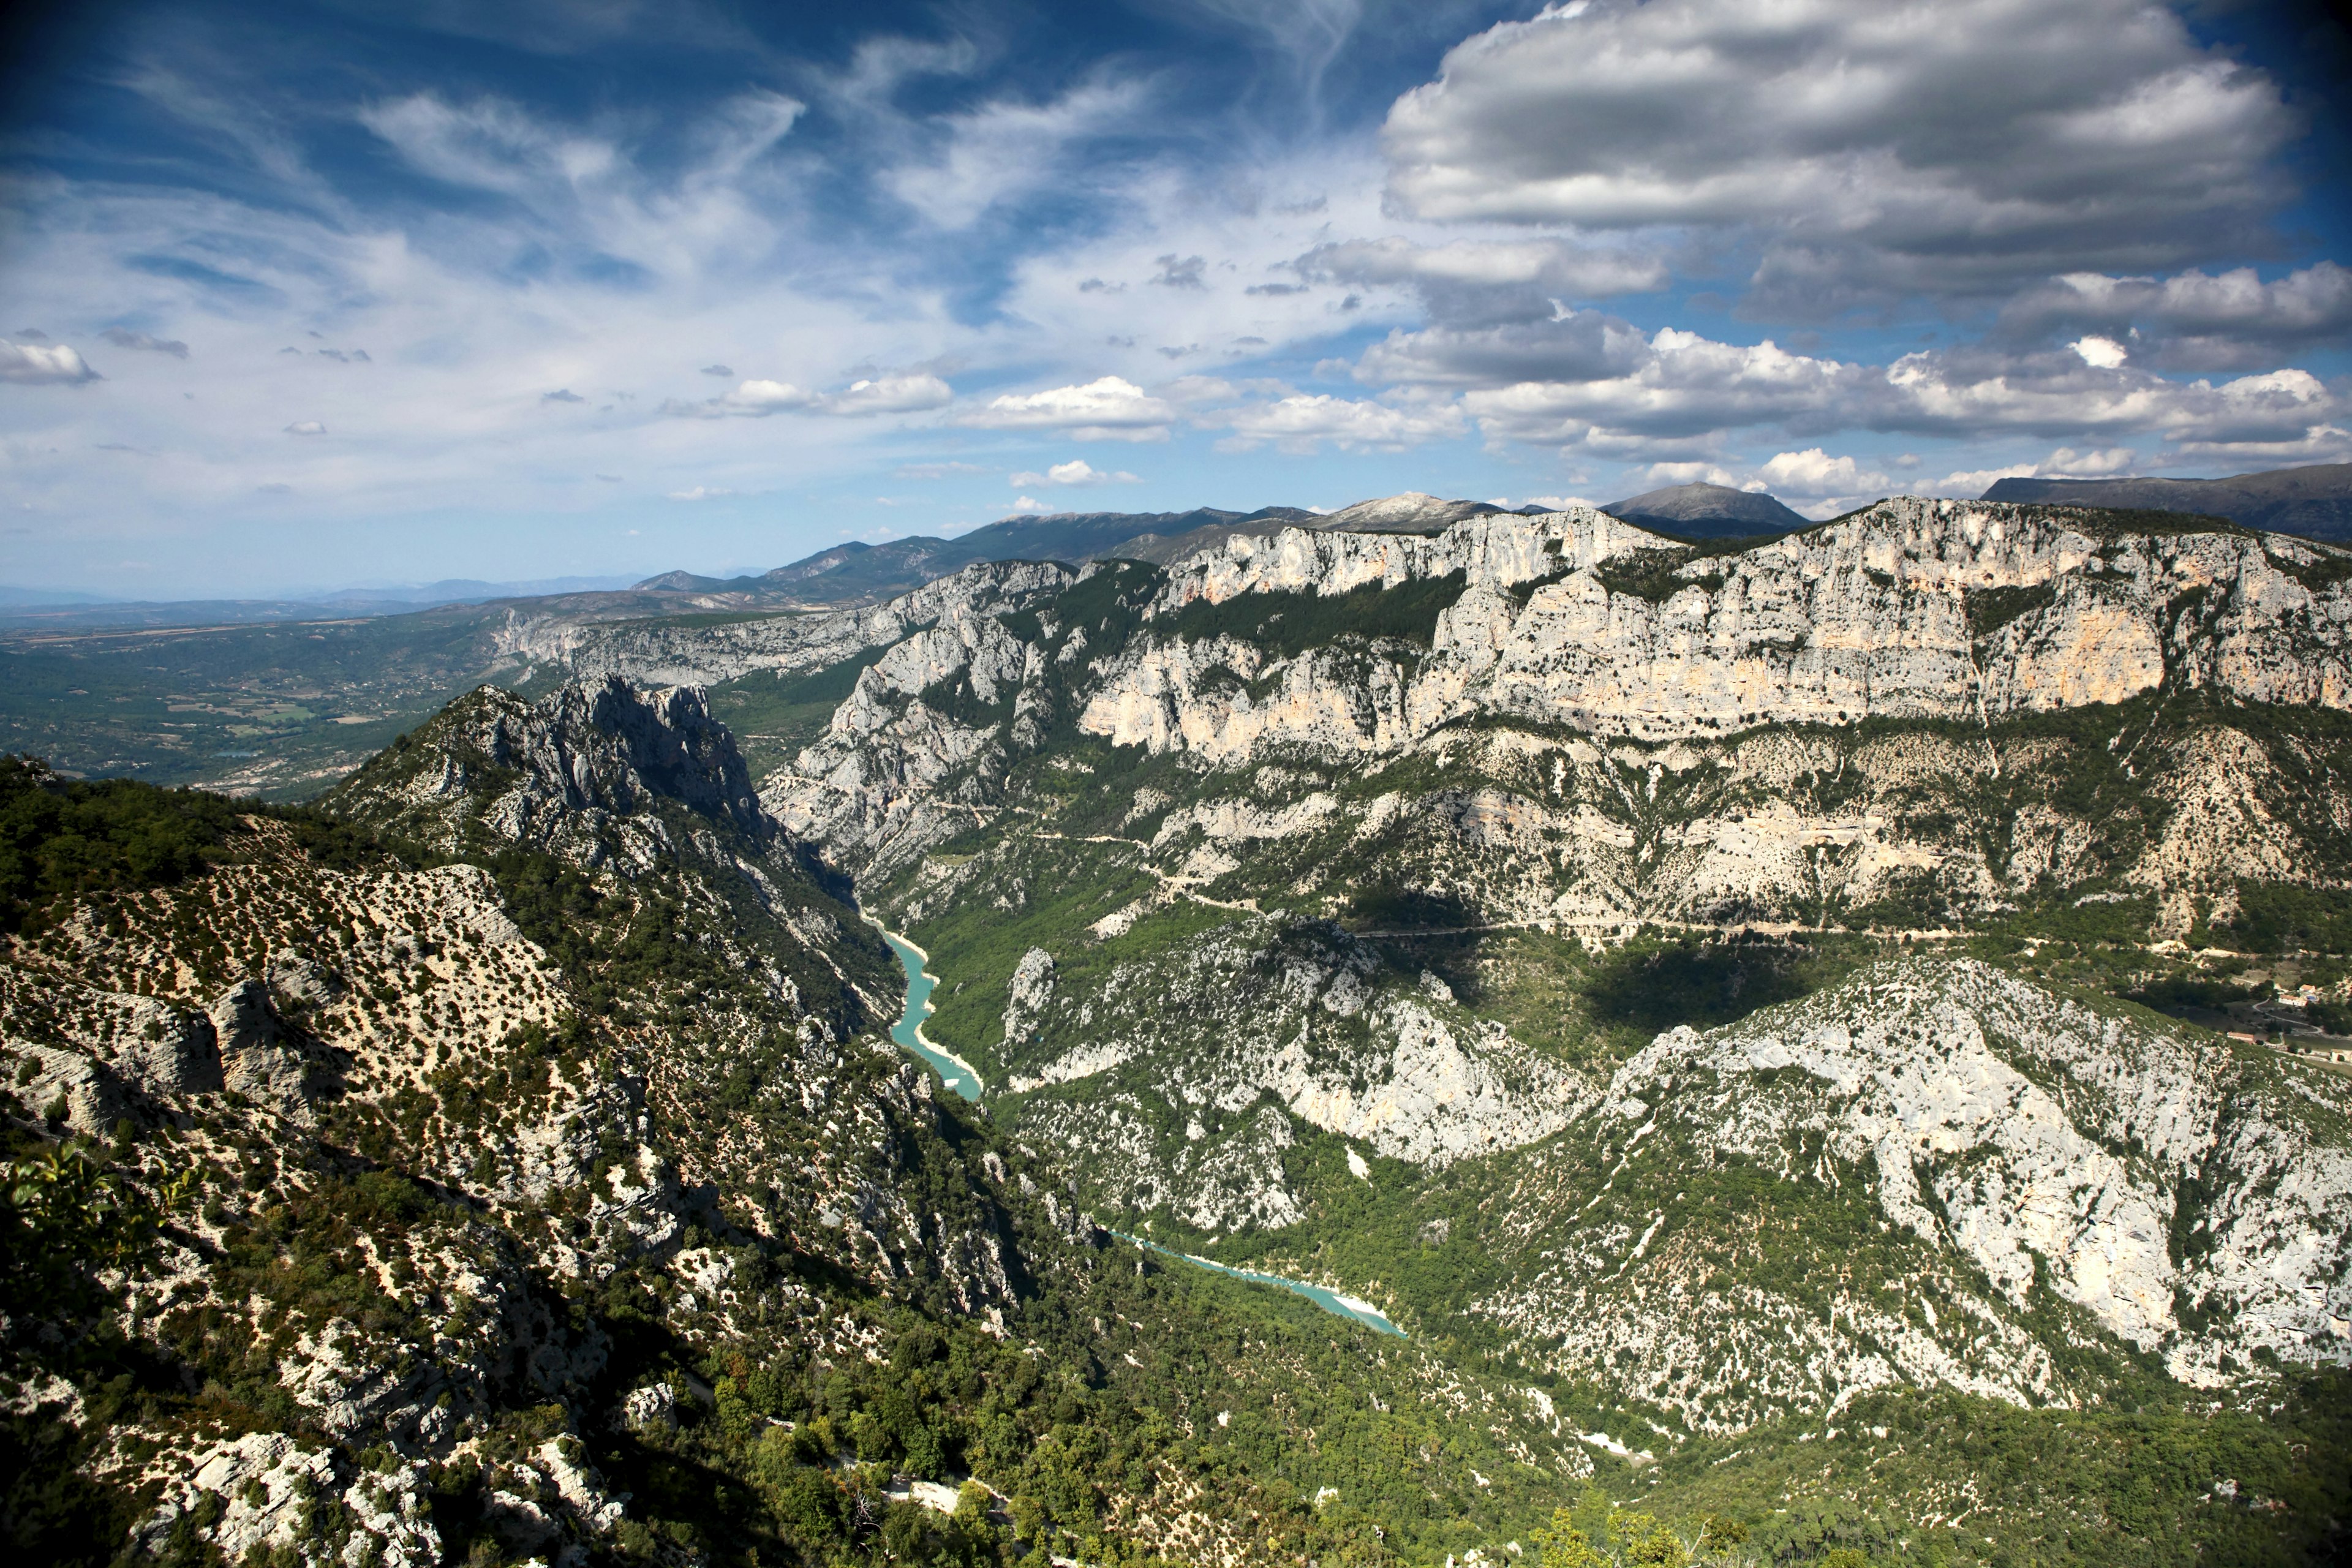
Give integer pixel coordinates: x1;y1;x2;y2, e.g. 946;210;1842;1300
1529;1506;1610;1568
1613;1511;1689;1568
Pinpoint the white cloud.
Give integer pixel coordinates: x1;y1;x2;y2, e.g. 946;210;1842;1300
284;420;326;435
1308;236;1675;303
1;339;100;384
1931;445;2144;494
715;379;818;414
1628;462;1741;491
823;374;954;416
880;77;1148;230
667;485;736;500
2071;336;2129;369
1757;449;1890;499
1212;393;1467;453
1010;494;1047;511
688;372;952;419
1436;314;2345;459
1384;0;2296;309
897;460;987;478
1463;327;1855;447
1009;458;1139;486
962;376;1176;441
2000;263;2352;370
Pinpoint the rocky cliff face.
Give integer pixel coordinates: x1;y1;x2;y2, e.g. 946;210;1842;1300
744;494;2352;1526
1469;957;2352;1431
758;499;2352;941
1084;499;2352;756
331;677;772;865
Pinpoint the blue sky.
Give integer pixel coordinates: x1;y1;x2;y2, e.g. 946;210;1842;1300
2;0;2349;598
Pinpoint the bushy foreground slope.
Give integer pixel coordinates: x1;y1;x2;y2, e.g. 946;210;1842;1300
1;689;1619;1568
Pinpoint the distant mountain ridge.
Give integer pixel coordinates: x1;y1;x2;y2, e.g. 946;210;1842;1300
631;505;1320;605
1981;462;2352;540
1603;481;1812;538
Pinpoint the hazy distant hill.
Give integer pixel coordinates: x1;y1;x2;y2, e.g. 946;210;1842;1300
1602;480;1811;538
646;505;1321;605
1982;462;2352;540
0;574;640;630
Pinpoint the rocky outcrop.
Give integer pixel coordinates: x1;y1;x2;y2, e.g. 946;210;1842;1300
979;913;1589;1230
1477;958;2352;1431
330;676;772;870
211;979;313;1110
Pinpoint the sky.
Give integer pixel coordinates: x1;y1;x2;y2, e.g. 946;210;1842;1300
2;0;2350;599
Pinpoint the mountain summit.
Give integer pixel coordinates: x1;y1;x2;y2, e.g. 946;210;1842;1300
1602;480;1811;537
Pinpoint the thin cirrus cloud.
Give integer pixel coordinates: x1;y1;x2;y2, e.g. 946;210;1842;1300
0;0;2345;595
680;374;955;419
100;327;189;358
1210;393;1468;454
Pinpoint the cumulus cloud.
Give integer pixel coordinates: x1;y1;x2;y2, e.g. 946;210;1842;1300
1932;445;2141;494
1756;448;1890;502
1210;393;1466;453
1151;254;1208;290
1;339;100;384
1463;328;1858;447
961;376;1176;441
1384;0;2296;310
100;328;189;358
1009;458;1139;486
1356;307;1651;386
284;420;326;435
1997;263;2352;369
1300;236;1667;326
1440;314;2346;461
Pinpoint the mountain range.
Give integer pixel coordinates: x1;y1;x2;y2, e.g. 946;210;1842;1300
1982;462;2352;540
8;488;2351;1567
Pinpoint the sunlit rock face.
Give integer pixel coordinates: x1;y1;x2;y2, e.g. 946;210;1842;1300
1083;499;2352;757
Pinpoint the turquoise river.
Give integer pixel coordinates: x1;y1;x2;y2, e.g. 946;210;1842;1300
872;922;1404;1338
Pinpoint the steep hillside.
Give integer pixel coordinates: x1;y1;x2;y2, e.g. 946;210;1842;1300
1;691;1608;1568
720;493;2352;1561
15;492;2352;1567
